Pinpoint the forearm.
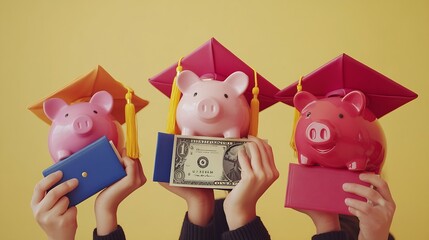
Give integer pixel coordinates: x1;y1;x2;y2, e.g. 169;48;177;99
47;235;75;240
95;206;118;236
186;196;214;227
224;205;256;230
312;216;340;234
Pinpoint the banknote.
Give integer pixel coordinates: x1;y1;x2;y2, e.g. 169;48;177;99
170;135;249;189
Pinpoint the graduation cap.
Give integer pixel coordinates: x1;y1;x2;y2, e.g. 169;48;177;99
28;65;149;158
149;37;279;136
275;53;418;154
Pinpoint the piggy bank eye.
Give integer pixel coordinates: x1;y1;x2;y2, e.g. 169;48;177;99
65;113;69;118
93;110;98;114
193;92;198;97
338;113;344;119
306;112;311;118
224;94;229;99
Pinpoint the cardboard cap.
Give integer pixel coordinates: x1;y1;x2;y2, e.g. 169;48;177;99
28;65;149;125
276;54;418;118
148;38;279;111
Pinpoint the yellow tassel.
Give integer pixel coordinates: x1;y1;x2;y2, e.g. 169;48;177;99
249;69;259;137
166;57;183;134
125;88;139;159
290;76;303;157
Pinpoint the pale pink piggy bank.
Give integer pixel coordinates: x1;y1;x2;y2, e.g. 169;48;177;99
44;90;123;163
176;70;250;138
293;90;386;173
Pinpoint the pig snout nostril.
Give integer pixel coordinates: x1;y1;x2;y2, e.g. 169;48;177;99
320;128;327;140
310;129;316;140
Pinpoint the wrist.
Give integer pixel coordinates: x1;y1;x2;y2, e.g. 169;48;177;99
95;206;118;236
224;204;256;230
312;215;340;234
47;233;75;240
186;196;214;227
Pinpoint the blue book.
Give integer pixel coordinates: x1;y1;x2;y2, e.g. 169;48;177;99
153;132;175;183
43;136;126;207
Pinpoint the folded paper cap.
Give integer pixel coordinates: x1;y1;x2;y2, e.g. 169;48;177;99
275;54;418;119
29;65;149;125
28;65;149;159
149;38;279;111
148;38;280;136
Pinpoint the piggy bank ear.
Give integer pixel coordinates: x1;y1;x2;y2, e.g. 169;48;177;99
224;71;249;95
177;70;201;93
293;91;317;112
43;98;68;121
342;90;366;114
90;90;113;112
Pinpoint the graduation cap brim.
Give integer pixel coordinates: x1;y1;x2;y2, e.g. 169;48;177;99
28;65;149;125
148;38;279;111
275;54;418;118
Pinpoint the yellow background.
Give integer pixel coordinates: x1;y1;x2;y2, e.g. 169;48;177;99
1;0;428;239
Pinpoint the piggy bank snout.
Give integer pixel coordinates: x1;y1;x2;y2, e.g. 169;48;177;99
196;98;220;120
305;122;335;144
72;115;94;134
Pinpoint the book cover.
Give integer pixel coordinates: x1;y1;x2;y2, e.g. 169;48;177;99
42;136;126;207
285;163;370;215
153;132;175;183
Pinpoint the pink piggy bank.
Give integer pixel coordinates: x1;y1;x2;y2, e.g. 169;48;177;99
44;90;123;163
176;70;250;138
293;90;386;173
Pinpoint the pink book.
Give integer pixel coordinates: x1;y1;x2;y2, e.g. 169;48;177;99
285;163;370;215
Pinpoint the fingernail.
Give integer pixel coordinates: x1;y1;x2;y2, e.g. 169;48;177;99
345;198;351;205
342;183;350;191
243;143;251;157
68;178;79;186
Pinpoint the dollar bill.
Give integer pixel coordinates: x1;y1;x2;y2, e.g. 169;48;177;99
170;135;249;189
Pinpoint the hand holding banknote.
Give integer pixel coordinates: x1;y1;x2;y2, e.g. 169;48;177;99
223;136;280;230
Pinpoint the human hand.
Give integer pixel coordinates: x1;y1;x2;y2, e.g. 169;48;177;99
31;171;79;240
159;182;214;227
94;152;146;236
343;173;396;240
223;135;279;230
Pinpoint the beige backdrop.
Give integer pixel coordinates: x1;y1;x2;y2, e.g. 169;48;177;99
1;0;428;239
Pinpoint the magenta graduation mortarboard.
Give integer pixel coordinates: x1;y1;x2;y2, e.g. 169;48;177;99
275;53;418;118
149;37;279;111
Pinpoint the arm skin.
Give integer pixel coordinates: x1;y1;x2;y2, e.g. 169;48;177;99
94;152;146;236
159;183;215;227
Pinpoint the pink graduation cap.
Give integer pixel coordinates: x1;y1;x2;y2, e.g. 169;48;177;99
276;53;418;119
276;53;418;156
149;37;280;136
